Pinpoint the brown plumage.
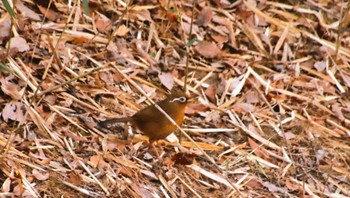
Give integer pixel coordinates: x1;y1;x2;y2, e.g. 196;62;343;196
99;91;188;142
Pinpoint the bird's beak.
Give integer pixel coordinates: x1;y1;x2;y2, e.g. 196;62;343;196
187;97;196;103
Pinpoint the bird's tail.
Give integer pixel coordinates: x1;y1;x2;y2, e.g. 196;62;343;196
98;117;132;127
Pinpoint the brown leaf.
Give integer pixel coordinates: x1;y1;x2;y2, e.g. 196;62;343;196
234;102;255;113
262;182;288;193
8;37;30;52
284;132;296;140
197;7;213;26
89;155;102;168
0;14;12;42
285;178;299;191
116;25;129;37
32;169;49;181
158;72;174;90
61;130;88;142
135;9;153;22
181;22;199;34
171;153;196;165
340;72;350;88
99;71;114;86
16;140;32;152
194;41;221;58
332;103;344;121
166;11;179;22
107;42;134;62
2;101;27;124
246;91;259;104
236;175;262;188
88;155;109;170
69;171;82;185
119;167;133;177
211;34;228;43
185;103;208;114
43;95;57;105
0;46;9;60
72;37;89;44
314;60;326;72
13;184;24;196
248;138;270;159
205;84;217;103
1;76;21;100
2;178;11;192
94;13;112;33
37;5;60;21
15;0;41;21
162;156;175;167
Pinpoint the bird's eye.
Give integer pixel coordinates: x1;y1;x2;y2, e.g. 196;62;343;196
177;97;186;103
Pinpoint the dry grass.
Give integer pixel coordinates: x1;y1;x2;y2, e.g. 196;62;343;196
0;0;350;197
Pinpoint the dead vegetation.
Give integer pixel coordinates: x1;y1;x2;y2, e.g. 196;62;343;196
0;0;350;197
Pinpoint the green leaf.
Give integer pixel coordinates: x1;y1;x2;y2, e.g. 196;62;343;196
82;0;89;16
0;62;13;74
185;38;198;47
2;0;15;17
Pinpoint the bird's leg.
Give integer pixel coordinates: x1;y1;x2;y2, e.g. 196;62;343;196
149;141;160;158
177;129;183;144
138;140;161;159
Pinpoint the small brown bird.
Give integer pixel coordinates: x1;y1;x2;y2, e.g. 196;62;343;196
99;91;189;143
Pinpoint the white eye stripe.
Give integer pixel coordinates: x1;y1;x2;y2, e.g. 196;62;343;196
169;96;187;103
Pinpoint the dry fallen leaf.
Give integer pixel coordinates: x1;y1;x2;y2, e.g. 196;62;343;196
89;155;110;170
236;175;262;188
135;9;154;22
43;95;57;105
340;72;350;88
248;138;270;160
89;155;102;168
13;184;24;196
72;37;89;44
37;5;60;21
99;71;114;86
69;171;82;185
2;101;27;124
262;181;288;194
1;76;22;100
32;169;49;181
211;34;229;43
15;0;41;21
107;42;134;62
185;103;208;114
314;60;327;72
116;24;129;37
158;72;174;90
61;130;89;142
246;91;259;104
119;167;133;177
0;14;11;43
332;103;345;121
1;178;11;192
0;1;347;197
194;41;221;58
171;152;196;165
8;37;30;52
205;84;217;103
197;7;213;26
181;22;199;34
285;178;299;191
95;13;112;33
234;102;255;113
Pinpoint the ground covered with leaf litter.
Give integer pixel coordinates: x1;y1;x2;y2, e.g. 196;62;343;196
0;0;350;197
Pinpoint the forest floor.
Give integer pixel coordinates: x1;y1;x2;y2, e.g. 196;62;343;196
0;0;349;197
